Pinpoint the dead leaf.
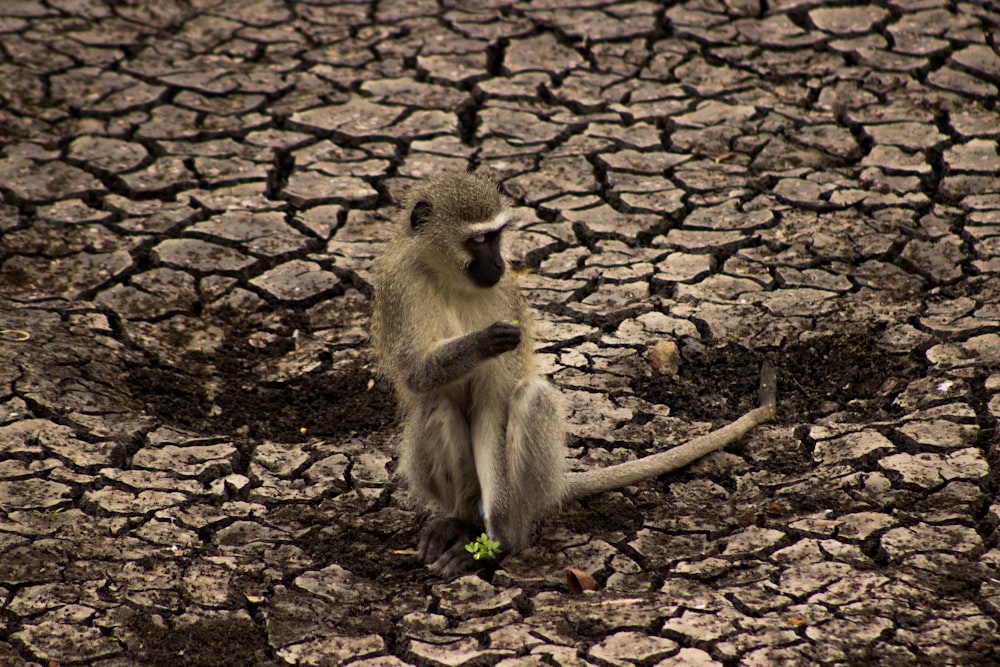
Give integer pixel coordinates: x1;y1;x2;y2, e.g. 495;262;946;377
766;502;786;514
567;568;598;594
788;617;808;626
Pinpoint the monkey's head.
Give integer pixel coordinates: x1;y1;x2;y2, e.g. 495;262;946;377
403;172;512;289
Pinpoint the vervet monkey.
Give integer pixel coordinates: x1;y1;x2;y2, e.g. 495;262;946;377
371;172;776;577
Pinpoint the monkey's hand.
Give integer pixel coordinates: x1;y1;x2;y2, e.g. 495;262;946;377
408;322;522;393
479;321;521;358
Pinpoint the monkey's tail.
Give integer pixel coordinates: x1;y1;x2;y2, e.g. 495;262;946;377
565;361;777;501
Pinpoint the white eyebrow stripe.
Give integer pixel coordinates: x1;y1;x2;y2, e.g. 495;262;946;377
466;210;511;236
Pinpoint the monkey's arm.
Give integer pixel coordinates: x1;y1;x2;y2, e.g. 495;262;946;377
565;362;777;500
402;321;521;394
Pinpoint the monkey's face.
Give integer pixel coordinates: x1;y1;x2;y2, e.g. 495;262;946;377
464;226;506;288
404;172;512;289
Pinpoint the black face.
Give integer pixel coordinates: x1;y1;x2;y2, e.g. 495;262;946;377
465;229;505;288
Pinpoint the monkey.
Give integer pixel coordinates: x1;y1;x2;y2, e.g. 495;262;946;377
371;171;777;578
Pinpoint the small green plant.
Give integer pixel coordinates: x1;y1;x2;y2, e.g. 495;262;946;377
465;533;502;561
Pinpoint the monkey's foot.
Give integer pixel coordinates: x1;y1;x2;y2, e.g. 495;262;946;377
418;517;483;578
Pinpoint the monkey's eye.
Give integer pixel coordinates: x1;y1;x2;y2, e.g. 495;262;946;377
466;226;505;251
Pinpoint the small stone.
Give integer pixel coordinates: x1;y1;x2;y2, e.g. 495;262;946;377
96;268;198;320
284;169;378;207
215;520;289;547
36;198;111;225
598;149;689;173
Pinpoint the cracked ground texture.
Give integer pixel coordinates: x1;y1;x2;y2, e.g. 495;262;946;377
1;0;999;665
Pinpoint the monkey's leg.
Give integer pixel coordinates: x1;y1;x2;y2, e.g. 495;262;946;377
401;397;484;575
479;377;568;556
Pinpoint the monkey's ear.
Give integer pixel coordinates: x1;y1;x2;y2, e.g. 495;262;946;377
411;201;433;229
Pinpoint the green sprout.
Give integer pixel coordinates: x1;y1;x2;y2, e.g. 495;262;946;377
465;533;503;561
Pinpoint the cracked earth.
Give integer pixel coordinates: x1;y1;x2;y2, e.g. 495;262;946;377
1;0;999;665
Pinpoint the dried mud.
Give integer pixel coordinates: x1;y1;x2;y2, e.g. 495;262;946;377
634;331;926;424
2;0;999;665
126;312;397;443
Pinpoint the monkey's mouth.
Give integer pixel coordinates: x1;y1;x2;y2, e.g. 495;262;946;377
469;264;504;288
